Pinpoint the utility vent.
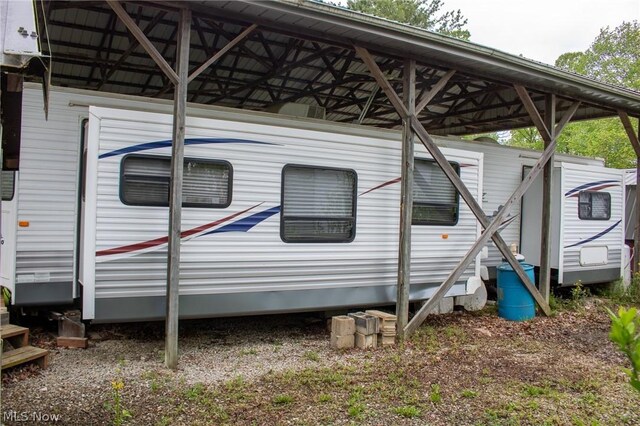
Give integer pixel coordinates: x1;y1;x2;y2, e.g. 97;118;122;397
265;102;326;120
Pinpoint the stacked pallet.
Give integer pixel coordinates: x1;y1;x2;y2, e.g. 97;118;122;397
329;310;397;349
365;310;397;347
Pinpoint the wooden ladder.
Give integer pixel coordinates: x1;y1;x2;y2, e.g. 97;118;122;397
1;324;49;370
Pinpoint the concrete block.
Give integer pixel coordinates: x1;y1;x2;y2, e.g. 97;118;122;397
355;332;377;349
415;297;454;315
348;312;379;335
331;315;355;336
377;334;396;347
330;333;354;349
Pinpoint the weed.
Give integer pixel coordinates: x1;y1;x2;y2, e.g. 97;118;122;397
273;394;293;405
185;383;205;400
156;416;171;426
429;383;442;403
393;405;421;418
318;393;332;403
600;277;640;305
304;350;320;362
107;378;131;425
347;387;366;419
523;384;551;397
240;348;258;356
461;389;477;398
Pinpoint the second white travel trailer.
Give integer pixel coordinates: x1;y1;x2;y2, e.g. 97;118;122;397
3;85;485;322
437;138;625;286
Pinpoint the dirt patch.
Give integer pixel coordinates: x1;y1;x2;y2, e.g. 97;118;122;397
2;300;639;425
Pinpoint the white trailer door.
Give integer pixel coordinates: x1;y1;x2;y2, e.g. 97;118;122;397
1;170;18;294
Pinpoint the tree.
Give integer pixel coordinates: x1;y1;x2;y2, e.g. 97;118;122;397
346;0;470;40
508;21;640;168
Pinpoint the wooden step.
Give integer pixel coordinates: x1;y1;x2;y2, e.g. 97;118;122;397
1;346;49;370
1;324;29;348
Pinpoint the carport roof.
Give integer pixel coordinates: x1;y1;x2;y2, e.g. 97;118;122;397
36;0;640;135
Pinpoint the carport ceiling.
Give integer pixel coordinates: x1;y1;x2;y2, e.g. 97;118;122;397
35;0;640;135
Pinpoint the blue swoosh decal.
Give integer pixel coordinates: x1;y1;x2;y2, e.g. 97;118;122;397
564;180;619;197
564;220;621;248
99;137;278;159
205;206;281;235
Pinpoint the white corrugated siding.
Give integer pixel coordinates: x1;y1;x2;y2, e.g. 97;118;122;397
89;107;482;300
561;163;624;278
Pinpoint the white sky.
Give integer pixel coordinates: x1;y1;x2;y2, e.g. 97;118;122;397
444;0;640;65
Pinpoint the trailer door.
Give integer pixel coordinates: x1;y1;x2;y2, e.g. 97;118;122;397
1;170;18;295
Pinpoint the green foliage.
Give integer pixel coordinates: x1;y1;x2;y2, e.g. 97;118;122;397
613;276;640;304
346;0;470;39
272;394;294;405
393;405;422;418
507;21;640;168
429;383;442;403
461;389;477;398
607;306;640;392
556;21;640;90
107;377;132;425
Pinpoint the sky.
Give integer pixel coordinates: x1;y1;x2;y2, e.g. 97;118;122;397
443;0;640;65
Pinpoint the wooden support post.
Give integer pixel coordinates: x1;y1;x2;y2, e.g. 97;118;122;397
405;118;555;335
619;111;640;272
165;7;191;370
353;46;552;337
539;94;555;301
396;59;415;342
636;155;640;273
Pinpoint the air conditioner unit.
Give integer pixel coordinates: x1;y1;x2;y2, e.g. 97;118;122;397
265;102;326;120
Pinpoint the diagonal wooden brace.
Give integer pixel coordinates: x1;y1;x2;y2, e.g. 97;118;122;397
188;24;258;83
354;46;552;335
107;0;179;85
406;119;554;335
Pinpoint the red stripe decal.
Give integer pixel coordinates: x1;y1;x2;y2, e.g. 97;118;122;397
96;204;261;257
359;177;401;196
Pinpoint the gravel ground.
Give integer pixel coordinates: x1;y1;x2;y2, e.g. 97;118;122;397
1;299;639;425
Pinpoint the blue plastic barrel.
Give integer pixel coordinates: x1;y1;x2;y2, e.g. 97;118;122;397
496;261;535;321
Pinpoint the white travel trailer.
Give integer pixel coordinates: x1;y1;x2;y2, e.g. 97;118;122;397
2;84;484;322
437;138;625;286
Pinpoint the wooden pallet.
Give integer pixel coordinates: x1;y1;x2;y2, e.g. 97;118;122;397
1;323;49;371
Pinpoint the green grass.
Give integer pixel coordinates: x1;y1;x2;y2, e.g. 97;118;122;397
318;393;332;403
304;350;320;362
393;405;421;418
272;394;293;405
430;383;442;403
461;389;478;398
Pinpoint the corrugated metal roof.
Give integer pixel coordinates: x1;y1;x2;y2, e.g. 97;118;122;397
34;0;640;136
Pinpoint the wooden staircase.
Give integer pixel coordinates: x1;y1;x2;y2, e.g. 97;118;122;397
1;323;49;370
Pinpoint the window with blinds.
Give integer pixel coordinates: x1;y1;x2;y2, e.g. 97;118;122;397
412;159;459;225
578;191;611;220
120;155;231;208
1;170;15;201
281;165;357;243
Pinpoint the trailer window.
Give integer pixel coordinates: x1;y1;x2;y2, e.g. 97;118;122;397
281;165;357;243
120;155;232;208
578;191;611;220
1;170;15;201
412;159;459;226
